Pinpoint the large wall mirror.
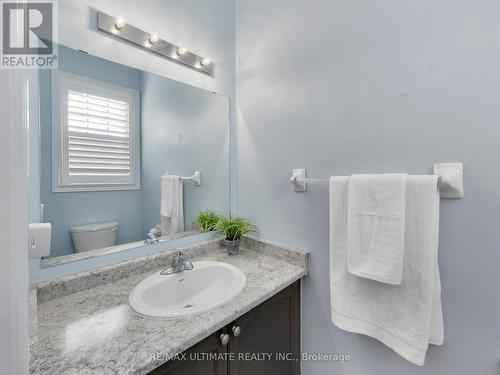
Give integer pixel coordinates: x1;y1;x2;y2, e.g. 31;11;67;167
30;44;230;266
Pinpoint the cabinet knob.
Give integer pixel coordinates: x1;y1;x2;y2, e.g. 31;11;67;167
231;325;241;337
220;333;230;346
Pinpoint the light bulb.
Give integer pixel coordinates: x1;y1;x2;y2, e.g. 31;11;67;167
149;32;160;44
114;15;126;30
177;46;187;56
200;57;211;66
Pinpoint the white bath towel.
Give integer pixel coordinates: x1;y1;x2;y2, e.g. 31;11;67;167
347;174;407;284
160;175;184;235
330;176;443;366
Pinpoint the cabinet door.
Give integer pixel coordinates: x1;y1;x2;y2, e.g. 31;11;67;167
148;331;228;375
228;281;301;375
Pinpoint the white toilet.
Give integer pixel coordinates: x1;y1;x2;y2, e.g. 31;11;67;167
70;222;119;252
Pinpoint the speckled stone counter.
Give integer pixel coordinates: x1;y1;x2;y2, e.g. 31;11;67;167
29;237;309;375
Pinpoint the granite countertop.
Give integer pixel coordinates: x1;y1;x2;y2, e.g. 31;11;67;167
29;237;309;375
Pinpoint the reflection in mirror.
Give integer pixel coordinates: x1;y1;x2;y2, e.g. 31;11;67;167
31;44;229;265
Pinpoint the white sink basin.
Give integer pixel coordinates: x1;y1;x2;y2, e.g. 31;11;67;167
128;261;246;319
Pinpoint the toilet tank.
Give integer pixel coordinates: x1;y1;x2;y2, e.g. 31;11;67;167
70;222;119;252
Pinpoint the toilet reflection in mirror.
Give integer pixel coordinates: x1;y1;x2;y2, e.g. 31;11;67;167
28;44;230;264
70;222;119;252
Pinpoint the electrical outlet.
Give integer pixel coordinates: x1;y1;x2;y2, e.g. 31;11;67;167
28;223;51;259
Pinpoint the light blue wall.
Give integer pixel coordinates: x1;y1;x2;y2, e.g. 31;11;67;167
236;0;500;374
40;46;144;256
141;72;230;234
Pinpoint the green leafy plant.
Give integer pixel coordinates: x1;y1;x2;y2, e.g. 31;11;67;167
216;216;256;241
195;210;221;232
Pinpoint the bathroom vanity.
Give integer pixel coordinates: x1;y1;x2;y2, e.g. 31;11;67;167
150;281;300;375
27;28;306;375
29;237;308;375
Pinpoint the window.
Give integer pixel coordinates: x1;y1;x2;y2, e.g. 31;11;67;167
52;71;140;192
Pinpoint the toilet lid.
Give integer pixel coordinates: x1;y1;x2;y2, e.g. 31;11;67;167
70;222;118;233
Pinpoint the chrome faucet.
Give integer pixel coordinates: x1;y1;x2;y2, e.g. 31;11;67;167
160;250;193;275
144;231;159;245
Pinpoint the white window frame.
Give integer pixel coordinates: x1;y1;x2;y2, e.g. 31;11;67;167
52;71;141;192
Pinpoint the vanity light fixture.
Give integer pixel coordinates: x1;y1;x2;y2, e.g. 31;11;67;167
177;46;188;56
200;57;211;66
114;15;126;30
97;12;213;75
149;32;160;44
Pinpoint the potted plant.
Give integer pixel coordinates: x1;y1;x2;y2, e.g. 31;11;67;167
194;210;221;232
216;216;256;255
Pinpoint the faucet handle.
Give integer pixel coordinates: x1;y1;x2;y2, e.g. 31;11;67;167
174;249;187;258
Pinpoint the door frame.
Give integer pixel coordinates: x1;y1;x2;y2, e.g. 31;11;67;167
0;68;30;374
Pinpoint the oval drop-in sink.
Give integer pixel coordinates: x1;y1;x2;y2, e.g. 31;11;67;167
128;261;246;319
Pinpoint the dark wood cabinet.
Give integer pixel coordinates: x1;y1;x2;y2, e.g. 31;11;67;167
148;331;228;375
229;279;301;375
149;280;301;375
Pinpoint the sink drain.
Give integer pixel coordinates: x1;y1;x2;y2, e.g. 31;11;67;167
184;304;194;308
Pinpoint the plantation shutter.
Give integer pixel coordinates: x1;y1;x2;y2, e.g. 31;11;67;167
53;71;140;192
67;90;131;177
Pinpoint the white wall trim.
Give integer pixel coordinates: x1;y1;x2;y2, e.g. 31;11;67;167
0;69;30;374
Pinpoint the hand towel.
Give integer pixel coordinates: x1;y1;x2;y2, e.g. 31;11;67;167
160;175;184;235
330;175;443;366
347;174;407;284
